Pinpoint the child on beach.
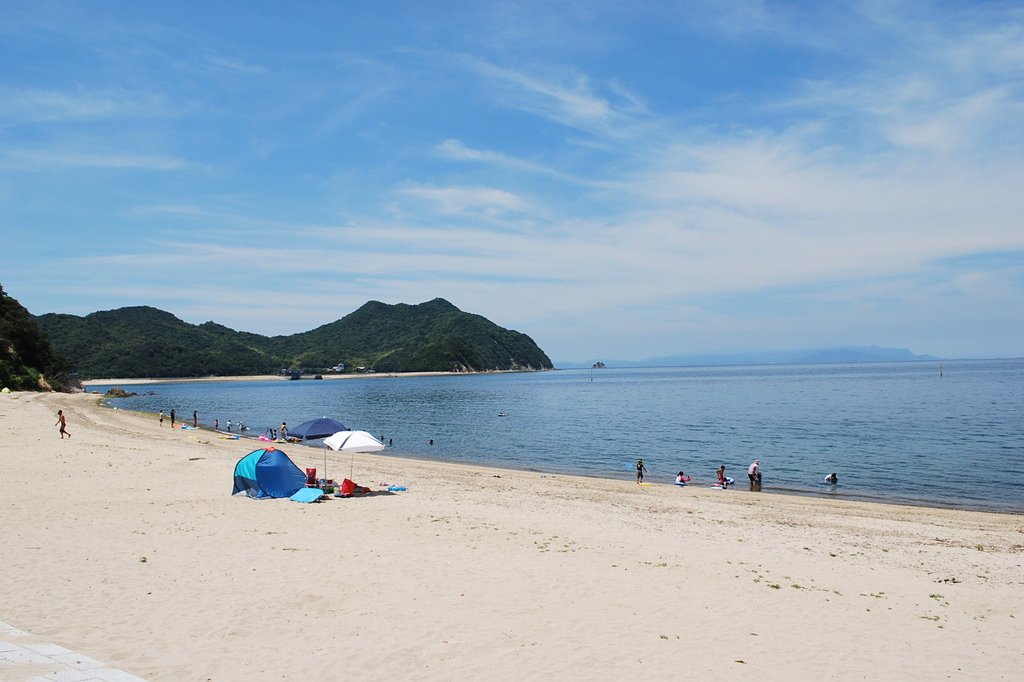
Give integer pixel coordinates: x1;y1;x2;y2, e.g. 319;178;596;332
636;458;647;483
675;471;690;485
717;465;728;488
55;410;70;439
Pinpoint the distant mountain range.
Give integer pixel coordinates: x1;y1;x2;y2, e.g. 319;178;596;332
35;298;553;379
556;346;939;369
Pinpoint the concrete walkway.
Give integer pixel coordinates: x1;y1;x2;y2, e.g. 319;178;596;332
0;621;144;681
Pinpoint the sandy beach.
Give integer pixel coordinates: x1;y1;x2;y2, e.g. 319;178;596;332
1;391;1022;680
80;370;528;386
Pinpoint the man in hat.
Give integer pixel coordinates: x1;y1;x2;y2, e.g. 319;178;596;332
748;459;762;489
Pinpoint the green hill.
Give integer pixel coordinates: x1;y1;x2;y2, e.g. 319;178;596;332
0;284;75;391
35;298;552;379
36;306;281;379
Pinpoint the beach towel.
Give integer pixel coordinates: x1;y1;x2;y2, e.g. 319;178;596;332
290;488;324;503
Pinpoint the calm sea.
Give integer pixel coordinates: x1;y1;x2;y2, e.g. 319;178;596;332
95;359;1024;512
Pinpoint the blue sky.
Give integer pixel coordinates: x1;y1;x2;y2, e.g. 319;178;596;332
2;1;1022;362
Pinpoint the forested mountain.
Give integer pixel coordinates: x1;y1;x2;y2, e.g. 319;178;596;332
0;284;74;391
35;298;552;379
264;298;551;373
37;307;281;379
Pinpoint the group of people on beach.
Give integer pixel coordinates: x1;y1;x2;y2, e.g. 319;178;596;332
637;458;762;488
158;409;200;429
636;457;839;489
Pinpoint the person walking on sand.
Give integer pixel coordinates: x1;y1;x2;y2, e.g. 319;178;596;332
170;408;176;427
193;410;198;428
636;458;647;484
55;410;71;439
159;410;165;427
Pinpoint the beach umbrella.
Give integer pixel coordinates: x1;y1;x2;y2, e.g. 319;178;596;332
323;430;385;479
289;417;349;441
323;430;386;453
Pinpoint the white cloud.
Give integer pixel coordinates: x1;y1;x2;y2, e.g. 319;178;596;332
436;138;596;187
0;88;173;122
460;57;633;137
400;185;530;215
3;149;188;171
5;2;1023;359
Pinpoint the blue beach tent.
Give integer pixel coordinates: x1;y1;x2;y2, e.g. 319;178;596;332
232;448;307;499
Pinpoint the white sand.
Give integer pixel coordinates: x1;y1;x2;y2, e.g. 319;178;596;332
81;370;518;386
1;391;1022;680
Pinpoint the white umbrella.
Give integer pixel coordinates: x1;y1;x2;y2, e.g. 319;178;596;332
322;430;385;479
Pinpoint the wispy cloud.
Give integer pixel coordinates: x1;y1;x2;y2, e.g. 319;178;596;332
436;139;593;186
3;1;1023;358
0;88;173;122
457;56;643;139
203;54;267;76
3;149;188;171
400;185;530;216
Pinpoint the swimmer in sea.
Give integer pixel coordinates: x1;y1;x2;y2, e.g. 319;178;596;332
824;472;838;484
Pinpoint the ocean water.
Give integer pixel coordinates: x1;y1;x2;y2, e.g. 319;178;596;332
95;359;1024;512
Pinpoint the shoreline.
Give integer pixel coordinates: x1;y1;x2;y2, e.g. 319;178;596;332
17;391;1024;523
1;390;1022;679
94;397;1021;517
81;368;550;386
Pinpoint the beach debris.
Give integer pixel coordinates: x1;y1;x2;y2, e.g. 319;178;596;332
935;577;961;584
